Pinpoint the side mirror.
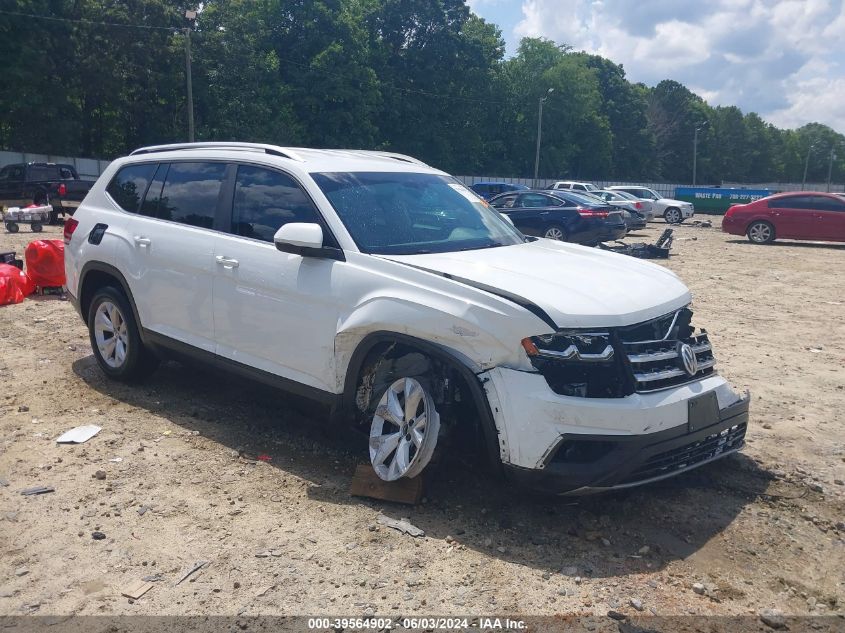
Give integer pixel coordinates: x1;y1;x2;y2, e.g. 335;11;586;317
273;223;344;260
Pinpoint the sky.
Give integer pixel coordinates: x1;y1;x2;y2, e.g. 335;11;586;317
467;0;845;133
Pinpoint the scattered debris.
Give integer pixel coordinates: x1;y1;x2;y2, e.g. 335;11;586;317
376;514;425;537
759;608;787;630
109;457;123;463
0;477;9;487
20;486;54;496
257;454;272;462
629;597;645;611
141;574;164;583
692;582;706;595
691;220;713;228
607;610;626;621
15;567;29;577
93;470;107;480
91;531;106;540
174;560;209;586
255;586;273;597
599;228;674;259
121;579;155;600
55;425;101;444
137;506;149;516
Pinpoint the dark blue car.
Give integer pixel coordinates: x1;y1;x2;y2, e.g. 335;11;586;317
489;190;627;246
470;181;529;200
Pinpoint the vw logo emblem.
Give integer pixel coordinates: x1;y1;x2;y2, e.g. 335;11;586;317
678;343;698;376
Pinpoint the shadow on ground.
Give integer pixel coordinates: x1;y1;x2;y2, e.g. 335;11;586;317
74;355;774;578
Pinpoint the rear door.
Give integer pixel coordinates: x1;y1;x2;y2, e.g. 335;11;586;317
767;195;815;239
512;192;568;236
124;161;227;352
808;195;845;241
212;163;346;392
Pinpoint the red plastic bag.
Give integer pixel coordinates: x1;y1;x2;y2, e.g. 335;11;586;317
25;239;65;288
0;263;35;305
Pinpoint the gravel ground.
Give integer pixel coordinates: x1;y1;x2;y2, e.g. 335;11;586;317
0;220;843;621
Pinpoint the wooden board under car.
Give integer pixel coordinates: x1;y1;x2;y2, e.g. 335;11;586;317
349;464;424;505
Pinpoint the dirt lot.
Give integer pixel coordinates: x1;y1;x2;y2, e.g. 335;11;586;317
1;220;843;621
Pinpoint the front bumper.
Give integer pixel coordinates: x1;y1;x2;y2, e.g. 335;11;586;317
480;367;750;494
682;206;695;218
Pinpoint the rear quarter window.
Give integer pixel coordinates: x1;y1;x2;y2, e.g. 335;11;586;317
106;163;158;213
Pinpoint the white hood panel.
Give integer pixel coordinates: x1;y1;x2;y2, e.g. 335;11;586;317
383;239;691;330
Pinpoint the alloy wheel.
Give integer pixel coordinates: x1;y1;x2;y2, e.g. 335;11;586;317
93;301;129;368
748;222;773;244
665;208;681;224
369;377;440;481
544;227;565;240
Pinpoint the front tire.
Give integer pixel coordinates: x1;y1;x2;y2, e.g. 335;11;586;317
31;222;43;232
543;224;567;241
87;286;159;382
369;376;440;481
747;220;775;244
664;208;682;224
5;222;19;233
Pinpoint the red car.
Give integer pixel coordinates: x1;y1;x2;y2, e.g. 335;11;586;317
723;192;845;244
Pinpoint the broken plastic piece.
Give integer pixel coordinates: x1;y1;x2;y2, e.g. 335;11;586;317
20;486;54;496
56;425;102;444
376;514;425;537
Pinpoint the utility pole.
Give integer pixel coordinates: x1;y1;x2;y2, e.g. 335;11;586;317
693;121;708;186
802;143;815;191
185;10;197;142
533;88;554;188
827;148;837;193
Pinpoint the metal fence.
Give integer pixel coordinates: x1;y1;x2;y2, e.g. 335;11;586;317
1;151;841;195
0;150;110;180
455;176;844;196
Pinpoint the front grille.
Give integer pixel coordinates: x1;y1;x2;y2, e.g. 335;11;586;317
620;422;746;485
620;307;717;392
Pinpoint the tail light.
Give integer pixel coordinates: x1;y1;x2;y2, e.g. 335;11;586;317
63;217;79;243
724;205;737;218
634;201;642;209
57;183;67;197
578;209;609;218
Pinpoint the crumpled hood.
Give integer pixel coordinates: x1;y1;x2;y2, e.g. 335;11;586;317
382;239;691;329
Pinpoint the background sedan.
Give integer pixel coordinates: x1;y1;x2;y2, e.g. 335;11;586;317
723;192;845;244
594;189;655;221
489;190;626;245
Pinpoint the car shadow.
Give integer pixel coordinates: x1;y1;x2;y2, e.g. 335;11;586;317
73;355;774;579
725;239;845;250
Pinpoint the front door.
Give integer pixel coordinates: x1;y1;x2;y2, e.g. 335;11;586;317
212;164;345;393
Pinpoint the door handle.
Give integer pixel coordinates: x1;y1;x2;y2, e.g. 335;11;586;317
215;255;239;269
133;236;151;247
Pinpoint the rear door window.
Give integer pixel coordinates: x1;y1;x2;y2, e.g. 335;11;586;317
155;162;226;229
490;194;518;209
106;163;158;213
230;165;321;242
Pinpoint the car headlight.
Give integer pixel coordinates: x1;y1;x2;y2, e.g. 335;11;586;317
521;331;629;398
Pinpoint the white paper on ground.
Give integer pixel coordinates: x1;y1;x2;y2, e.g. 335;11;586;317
55;425;102;444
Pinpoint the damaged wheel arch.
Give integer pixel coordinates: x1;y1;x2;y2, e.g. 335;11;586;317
340;331;504;476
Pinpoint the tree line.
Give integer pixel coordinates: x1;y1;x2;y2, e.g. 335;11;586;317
1;0;843;184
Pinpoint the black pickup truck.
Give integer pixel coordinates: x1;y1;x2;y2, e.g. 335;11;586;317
0;162;95;224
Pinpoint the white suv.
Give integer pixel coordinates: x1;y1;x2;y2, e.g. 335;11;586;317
64;143;749;493
607;186;694;224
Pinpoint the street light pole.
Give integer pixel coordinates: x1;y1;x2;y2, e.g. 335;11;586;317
693;121;708;186
185;10;197;142
533;88;554;187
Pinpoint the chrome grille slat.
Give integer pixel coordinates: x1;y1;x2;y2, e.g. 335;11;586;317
622;309;717;392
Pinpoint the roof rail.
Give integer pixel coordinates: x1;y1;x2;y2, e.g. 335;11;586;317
129;142;305;162
347;150;430;167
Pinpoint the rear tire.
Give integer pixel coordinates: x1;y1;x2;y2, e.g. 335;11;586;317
543;224;568;241
747;220;775;244
5;222;19;233
31;223;43;233
87;286;159;382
